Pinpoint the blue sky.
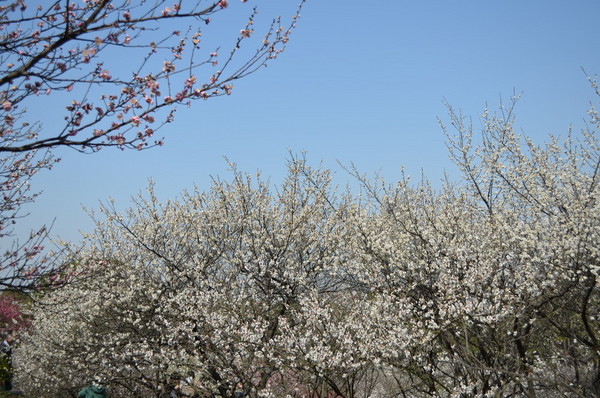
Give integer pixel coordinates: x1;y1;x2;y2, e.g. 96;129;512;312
18;0;600;246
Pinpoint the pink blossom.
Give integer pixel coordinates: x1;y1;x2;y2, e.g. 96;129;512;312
131;116;141;126
185;76;197;88
162;61;175;73
0;296;29;335
2;101;12;111
218;0;228;8
240;29;252;38
98;69;111;80
194;89;209;100
81;48;96;63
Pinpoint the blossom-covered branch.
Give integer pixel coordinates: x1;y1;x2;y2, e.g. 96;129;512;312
0;0;304;153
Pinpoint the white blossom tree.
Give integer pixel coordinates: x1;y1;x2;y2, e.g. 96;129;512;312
14;87;600;397
343;90;600;397
16;157;360;397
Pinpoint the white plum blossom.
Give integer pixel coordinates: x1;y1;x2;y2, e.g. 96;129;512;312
14;93;600;397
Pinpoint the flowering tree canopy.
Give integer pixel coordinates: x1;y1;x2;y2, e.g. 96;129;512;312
0;0;305;289
14;90;600;397
17;158;360;397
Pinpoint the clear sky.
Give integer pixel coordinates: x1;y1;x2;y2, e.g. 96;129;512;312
16;0;600;247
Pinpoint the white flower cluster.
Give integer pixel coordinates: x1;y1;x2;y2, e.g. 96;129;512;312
14;98;600;397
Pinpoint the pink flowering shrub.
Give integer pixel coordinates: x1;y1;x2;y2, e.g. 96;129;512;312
0;294;29;336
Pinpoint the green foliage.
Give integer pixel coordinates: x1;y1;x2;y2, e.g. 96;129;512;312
0;352;10;389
